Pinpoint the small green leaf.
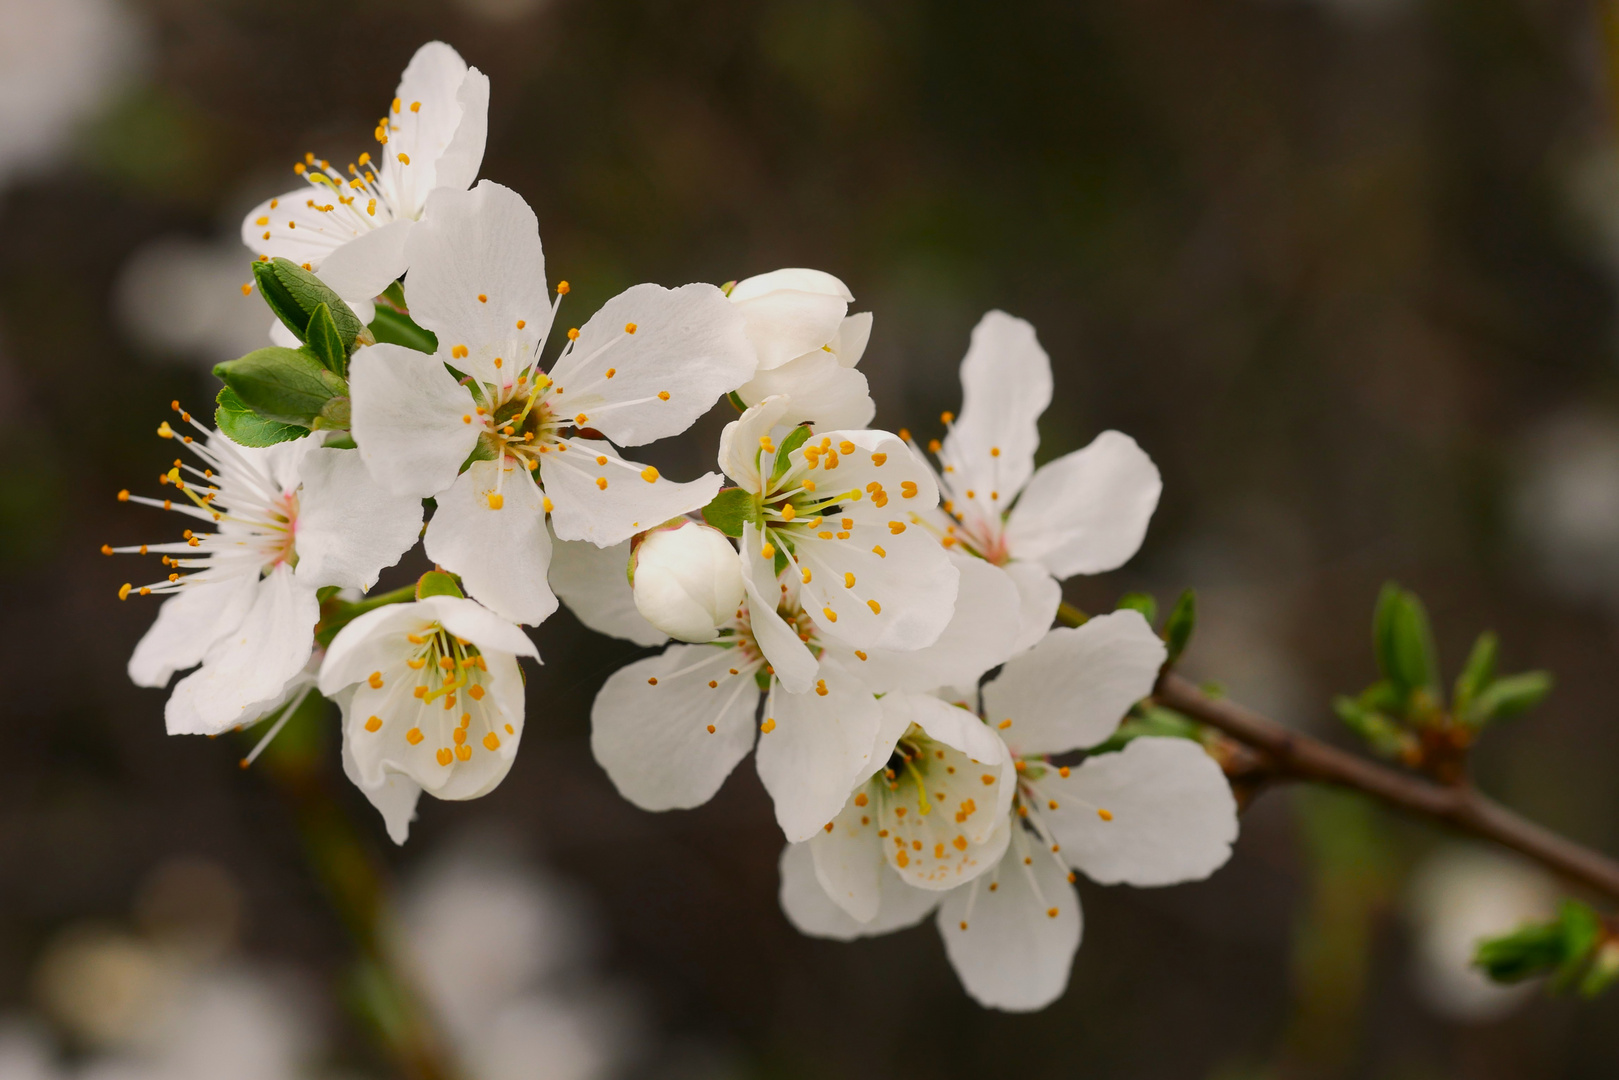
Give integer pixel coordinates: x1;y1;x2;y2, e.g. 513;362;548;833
1475;900;1602;987
1332;696;1413;759
1164;589;1196;663
214;346;348;427
1463;671;1553;727
416;571;465;600
268;258;363;346
305;303;347;376
368;305;439;353
1453;631;1498;717
1116;592;1157;624
771;424;814;484
701;487;759;537
214;385;309;446
252;259;311;343
1372;583;1440;702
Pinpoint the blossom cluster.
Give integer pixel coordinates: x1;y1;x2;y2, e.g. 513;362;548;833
109;42;1240;1011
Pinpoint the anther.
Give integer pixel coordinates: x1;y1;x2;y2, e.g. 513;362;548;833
398;153;411;164
365;716;382;732
596;477;608;490
657;391;670;401
761;718;776;734
888;521;906;534
624;322;637;334
487;493;504;510
368;672;384;689
941;411;954;424
478;293;487;303
867;599;881;614
557;281;570;295
822;607;837;623
641;466;658;483
1098;808;1113;821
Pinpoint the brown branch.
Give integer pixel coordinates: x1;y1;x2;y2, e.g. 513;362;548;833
1152;672;1619;906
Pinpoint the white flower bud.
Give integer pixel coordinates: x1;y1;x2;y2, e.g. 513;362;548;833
727;268;853;371
631;522;745;643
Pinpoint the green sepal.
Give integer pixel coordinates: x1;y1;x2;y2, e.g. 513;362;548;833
252;257;363;347
1453;631;1498;718
773;543;790;577
727;391;748;413
1115;592;1157;625
214;385;309;447
1087;705;1201;755
770;424;814;484
368;305;439;354
214;346;348;427
1373;583;1441;703
460;431;501;471
1163;589;1196;664
416;571;465;600
701;487;759;537
305;303;347;377
1462;671;1553;728
313;395;351;431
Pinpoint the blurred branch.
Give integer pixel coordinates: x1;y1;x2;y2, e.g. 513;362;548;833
1152;673;1619;905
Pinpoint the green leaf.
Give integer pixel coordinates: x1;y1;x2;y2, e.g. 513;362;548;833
416;570;465;600
214;385;309;446
1164;589;1196;664
1453;631;1498;717
701;487;759;537
252;257;363;347
1332;696;1413;759
214;346;348;427
252;258;311;343
1115;592;1157;624
1475;900;1602;987
368;305;439;353
1579;941;1619;998
305;303;347;376
1463;671;1553;727
1086;704;1201;755
1372;583;1440;701
770;424;814;484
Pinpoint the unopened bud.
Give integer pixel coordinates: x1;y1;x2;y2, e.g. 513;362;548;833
631;522;744;643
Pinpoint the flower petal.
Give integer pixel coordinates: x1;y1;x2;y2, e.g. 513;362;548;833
736;348;874;431
739;525;818;693
316;219;413;303
1002;558;1062;654
728;268;852;370
1040;736;1239;886
809;782;886;922
349;342;480;497
754;660;882;842
548;282;753;447
981;611;1166;755
430;66;489;195
341;713;423;845
128;572;259;688
424;460;558;626
542;437;723;546
379;42;486;216
590;644;759;811
778;841;940;941
403;181;547;388
718;395;791;492
831;311;872;368
241;187;371;269
293;446;425;591
1004;430;1162;578
939;311;1052;506
548;536;667;646
936;830;1082;1012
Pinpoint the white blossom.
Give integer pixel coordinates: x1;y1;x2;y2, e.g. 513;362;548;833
240;41;488;307
114;414;422;736
919;310;1162;650
318;594;539;844
630;521;746;643
729;268;875;429
349;180;754;626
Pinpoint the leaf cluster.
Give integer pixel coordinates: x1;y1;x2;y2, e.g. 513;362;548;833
1475;900;1619;998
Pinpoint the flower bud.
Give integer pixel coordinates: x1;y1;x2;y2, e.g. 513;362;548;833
727;268;853;371
631;522;745;643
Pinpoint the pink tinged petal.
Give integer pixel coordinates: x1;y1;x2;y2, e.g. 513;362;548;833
548;536;667;647
128;572;258;688
164;564;320;735
739;526;817;693
341;720;422;845
754;666;882;843
728;268;852;370
1004;430;1162;579
293;447;425;591
1042;737;1239;887
779;842;940;941
541;437;723;547
403;181;546;387
548;282;753;447
380;42;482;216
240;187;368;268
936;833;1082;1012
349;342;480;497
737;349;875;431
718;395;791;492
589;644;759;811
315;219;413;304
939;310;1053;504
981;611;1166;756
424;461;558;627
1002;558;1062;654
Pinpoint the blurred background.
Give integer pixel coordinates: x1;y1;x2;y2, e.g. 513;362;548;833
4;0;1619;1076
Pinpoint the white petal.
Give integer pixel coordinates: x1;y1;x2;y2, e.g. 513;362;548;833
380;43;485;216
1041;737;1238;886
1002;558;1062;654
542;437;723;546
127;572;258;687
341;721;423;845
728;268;852;370
981;611;1165;755
425;595;541;661
432;67;489;194
937;831;1082;1012
754;661;882;842
319;603;427;695
718;395;791;491
316;219;412;303
831;311;872;368
938;311;1052;505
349;342;480;497
548;282;753;447
241;187;370;268
424;460;558;626
739;525;818;693
736;349;875;431
829;551;1021;694
165;565;319;735
1004;430;1162;578
778;842;940;941
403;181;547;387
293;447;424;591
809;783;885;921
548;536;667;646
589;645;759;811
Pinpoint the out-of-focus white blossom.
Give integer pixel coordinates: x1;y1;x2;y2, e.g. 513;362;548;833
1513;410;1619;610
115;234;272;369
631;521;746;643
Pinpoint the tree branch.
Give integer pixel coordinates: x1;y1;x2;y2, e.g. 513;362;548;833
1152;672;1619;905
